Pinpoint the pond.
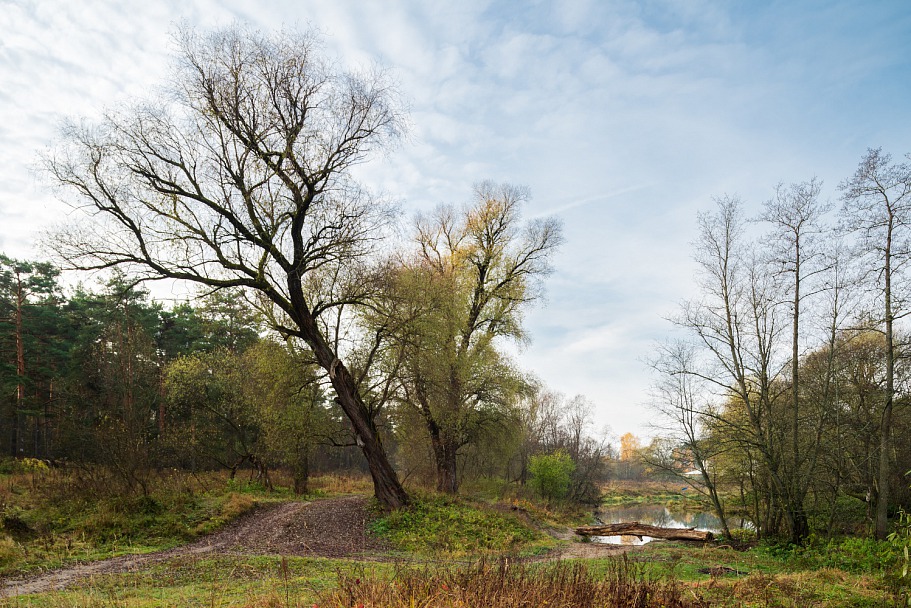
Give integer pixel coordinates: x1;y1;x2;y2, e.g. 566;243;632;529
591;503;752;545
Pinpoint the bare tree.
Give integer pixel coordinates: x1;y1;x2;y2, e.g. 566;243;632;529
674;195;809;540
839;148;911;538
649;340;732;539
758;177;830;542
44;26;409;507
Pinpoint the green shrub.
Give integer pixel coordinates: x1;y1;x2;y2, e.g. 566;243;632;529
529;451;575;501
888;508;911;604
760;536;897;574
370;493;548;555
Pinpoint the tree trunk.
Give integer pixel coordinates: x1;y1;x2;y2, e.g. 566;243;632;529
877;391;893;539
433;434;459;494
700;466;732;540
789;507;809;545
575;522;713;542
789;239;807;545
329;362;408;509
12;270;25;458
293;447;309;495
420;402;459;493
878;230;894;540
290;287;408;510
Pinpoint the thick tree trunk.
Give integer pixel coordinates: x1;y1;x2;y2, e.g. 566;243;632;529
421;404;459;493
415;377;459;494
432;435;459;494
788;507;809;545
298;315;407;509
331;363;408;509
293;448;309;495
575;522;713;542
287;278;408;509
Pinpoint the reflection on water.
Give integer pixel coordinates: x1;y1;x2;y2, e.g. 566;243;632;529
591;504;752;546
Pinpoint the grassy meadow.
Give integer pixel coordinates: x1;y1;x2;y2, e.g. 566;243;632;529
1;465;908;607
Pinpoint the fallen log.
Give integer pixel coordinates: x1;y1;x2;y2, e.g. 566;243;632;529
574;522;713;542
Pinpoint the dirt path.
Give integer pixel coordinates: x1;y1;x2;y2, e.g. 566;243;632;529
0;495;635;598
0;495;389;598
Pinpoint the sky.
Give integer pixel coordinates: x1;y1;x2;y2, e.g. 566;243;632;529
1;0;910;438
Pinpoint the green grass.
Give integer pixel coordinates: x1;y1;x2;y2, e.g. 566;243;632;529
3;555;364;607
10;547;901;607
5;540;905;607
2;471;908;607
369;491;556;556
579;537;905;606
0;469;288;577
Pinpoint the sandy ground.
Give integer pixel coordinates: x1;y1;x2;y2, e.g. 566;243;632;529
0;495;634;598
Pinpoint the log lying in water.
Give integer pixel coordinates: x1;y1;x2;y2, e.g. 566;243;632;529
574;522;713;542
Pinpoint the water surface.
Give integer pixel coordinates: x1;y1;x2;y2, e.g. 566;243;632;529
592;504;750;545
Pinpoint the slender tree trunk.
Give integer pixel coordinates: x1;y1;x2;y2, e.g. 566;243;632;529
45;380;53;459
878;236;894;540
13;271;25;458
158;360;166;435
697;459;732;539
790;243;806;545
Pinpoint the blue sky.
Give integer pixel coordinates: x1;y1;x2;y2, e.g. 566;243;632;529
1;0;910;437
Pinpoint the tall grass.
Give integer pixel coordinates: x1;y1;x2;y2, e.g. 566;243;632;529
308;473;374;496
315;557;707;608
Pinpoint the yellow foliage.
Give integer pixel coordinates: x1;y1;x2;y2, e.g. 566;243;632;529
221;492;256;520
619;433;641;461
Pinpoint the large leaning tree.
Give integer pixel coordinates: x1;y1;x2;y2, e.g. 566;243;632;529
44;26;409;508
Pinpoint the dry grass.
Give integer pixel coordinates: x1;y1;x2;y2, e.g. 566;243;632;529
692;569;893;607
313;557;708;608
601;479;690;495
221;492;257;519
310;473;374;495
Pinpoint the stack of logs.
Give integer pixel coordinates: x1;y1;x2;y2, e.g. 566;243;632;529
574;522;713;542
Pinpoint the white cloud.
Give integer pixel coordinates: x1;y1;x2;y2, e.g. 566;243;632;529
1;0;910;436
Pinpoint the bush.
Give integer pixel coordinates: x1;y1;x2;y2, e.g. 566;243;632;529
529;451;575;501
370;492;547;555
